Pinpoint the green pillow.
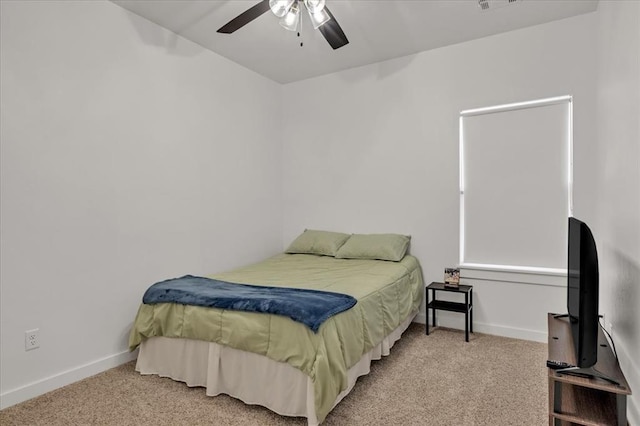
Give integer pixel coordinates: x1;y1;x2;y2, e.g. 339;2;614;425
285;229;351;257
335;233;411;261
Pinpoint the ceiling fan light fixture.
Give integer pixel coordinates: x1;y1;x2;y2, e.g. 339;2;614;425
270;0;295;18
303;0;325;14
279;2;300;31
307;7;330;29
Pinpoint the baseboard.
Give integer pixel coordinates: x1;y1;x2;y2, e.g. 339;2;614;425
471;322;546;343
413;313;546;343
0;349;138;410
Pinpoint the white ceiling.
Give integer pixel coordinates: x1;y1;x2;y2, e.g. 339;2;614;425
112;0;598;84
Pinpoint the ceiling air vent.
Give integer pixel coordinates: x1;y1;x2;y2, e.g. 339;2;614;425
478;0;522;12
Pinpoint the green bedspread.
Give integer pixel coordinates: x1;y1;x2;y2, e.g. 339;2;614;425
129;253;424;423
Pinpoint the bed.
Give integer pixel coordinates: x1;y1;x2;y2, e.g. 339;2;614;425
129;231;424;425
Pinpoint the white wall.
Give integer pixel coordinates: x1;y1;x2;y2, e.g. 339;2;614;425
0;1;283;407
282;13;598;341
595;1;640;422
3;0;637;419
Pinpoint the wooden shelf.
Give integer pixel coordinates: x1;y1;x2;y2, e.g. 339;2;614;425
551;382;618;425
547;313;631;426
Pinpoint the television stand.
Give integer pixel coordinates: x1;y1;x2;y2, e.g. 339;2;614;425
548;313;631;425
556;366;620;386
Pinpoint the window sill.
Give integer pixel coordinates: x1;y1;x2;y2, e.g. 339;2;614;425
460;263;566;287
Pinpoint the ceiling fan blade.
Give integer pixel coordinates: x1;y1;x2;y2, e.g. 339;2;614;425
318;6;349;50
217;0;271;34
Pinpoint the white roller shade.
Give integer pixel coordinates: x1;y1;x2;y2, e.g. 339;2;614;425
460;97;572;272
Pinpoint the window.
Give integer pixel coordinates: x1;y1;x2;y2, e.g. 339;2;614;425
460;96;572;274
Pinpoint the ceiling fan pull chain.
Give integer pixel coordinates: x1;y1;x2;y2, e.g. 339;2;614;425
298;9;303;47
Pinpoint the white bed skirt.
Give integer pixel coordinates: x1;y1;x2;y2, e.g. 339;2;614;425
136;312;416;425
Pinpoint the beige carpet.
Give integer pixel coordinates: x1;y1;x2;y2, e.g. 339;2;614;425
0;323;548;425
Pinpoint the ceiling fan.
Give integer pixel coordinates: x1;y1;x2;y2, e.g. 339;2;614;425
217;0;349;50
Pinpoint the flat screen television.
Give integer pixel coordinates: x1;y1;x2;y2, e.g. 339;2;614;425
567;216;599;368
558;217;618;384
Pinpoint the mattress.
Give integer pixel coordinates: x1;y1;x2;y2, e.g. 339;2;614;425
129;253;424;423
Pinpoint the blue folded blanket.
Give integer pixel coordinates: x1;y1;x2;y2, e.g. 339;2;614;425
142;275;357;333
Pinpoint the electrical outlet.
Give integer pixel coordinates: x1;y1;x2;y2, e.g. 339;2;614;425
25;329;39;351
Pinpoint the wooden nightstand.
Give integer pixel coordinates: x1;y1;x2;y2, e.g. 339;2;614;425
425;282;473;342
